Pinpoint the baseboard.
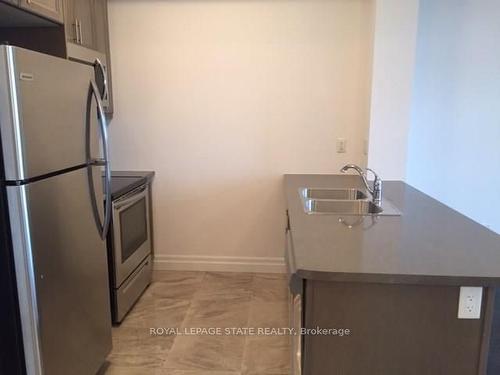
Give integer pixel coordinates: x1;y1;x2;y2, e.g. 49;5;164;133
153;254;286;273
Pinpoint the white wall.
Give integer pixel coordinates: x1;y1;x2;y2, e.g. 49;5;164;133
107;0;374;269
407;0;500;234
367;0;419;180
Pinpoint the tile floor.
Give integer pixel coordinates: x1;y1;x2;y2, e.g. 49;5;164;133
104;271;291;375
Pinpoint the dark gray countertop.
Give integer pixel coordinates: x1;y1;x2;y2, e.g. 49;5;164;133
285;174;500;286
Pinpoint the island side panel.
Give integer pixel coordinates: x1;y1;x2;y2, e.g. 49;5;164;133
303;280;491;375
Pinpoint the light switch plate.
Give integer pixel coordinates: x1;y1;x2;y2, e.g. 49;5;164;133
458;287;483;319
336;138;347;153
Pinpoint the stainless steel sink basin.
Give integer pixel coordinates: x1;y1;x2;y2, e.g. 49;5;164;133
300;188;368;200
302;198;401;216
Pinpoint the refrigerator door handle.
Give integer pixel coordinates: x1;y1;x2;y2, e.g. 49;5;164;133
94;58;109;102
87;80;112;239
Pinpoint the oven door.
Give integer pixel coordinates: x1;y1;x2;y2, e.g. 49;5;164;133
112;184;151;286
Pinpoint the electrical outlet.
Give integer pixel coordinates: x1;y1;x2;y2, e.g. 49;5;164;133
458;287;483;319
336;138;347;153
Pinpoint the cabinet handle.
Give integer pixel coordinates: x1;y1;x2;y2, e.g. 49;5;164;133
78;21;83;45
74;20;80;43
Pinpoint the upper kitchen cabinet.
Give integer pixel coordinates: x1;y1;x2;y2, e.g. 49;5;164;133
18;0;64;23
0;1;66;58
63;0;93;49
63;0;114;116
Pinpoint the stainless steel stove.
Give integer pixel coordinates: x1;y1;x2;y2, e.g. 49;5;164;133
107;172;154;323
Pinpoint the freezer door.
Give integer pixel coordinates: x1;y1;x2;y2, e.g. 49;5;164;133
6;167;112;375
0;45;96;181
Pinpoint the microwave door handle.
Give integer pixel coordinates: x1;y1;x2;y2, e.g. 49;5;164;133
89;80;112;239
94;58;108;102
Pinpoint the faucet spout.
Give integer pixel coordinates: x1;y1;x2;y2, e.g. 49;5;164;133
340;164;382;207
340;164;372;194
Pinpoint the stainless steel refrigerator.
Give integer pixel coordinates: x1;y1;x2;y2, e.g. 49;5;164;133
0;46;112;374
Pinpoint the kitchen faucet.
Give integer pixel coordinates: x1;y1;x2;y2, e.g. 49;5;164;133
340;164;382;207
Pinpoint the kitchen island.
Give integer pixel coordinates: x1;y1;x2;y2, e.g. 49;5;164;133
284;174;500;375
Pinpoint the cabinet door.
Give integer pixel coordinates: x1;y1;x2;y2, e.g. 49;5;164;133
74;0;94;48
91;0;107;53
63;0;77;43
19;0;63;23
63;0;94;49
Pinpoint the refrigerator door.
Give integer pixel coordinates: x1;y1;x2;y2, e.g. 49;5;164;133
0;45;96;181
0;185;26;374
6;167;112;375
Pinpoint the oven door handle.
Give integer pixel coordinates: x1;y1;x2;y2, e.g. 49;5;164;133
113;185;148;211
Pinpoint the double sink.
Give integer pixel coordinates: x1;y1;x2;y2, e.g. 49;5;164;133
300;188;401;216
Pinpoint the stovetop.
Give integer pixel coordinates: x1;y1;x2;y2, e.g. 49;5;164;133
109;177;143;198
104;171;155;201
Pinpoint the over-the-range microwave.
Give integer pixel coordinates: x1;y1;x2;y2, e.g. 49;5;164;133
67;42;110;110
